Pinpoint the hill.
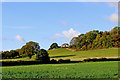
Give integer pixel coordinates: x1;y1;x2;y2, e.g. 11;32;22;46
1;48;118;61
48;48;118;61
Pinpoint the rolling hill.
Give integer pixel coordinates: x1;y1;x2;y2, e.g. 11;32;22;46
1;48;118;61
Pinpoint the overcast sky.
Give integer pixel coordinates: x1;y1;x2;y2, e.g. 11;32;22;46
1;2;118;51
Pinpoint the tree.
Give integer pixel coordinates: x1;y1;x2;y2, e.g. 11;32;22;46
10;50;19;58
36;49;50;63
20;41;40;58
92;34;102;48
49;43;59;50
110;27;120;47
112;33;120;47
70;37;78;46
0;51;2;59
110;26;120;35
69;26;119;50
2;51;11;59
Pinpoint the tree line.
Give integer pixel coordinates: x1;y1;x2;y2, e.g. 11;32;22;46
70;26;120;50
1;41;50;63
1;26;119;61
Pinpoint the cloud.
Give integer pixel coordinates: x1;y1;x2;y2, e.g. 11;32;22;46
107;2;118;8
108;13;118;23
106;2;118;23
52;33;63;39
62;28;81;39
53;28;81;40
61;20;67;26
15;35;25;43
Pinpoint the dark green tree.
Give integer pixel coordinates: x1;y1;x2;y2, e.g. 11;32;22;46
36;49;50;63
49;43;59;50
2;51;11;59
10;50;19;58
20;41;40;58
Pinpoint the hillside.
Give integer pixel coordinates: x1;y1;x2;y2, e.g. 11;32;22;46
1;48;118;61
48;48;118;61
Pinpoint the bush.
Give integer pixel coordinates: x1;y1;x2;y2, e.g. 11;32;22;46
36;49;50;63
58;59;70;63
50;59;57;64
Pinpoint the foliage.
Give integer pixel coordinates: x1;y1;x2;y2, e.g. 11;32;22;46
1;48;118;62
2;41;40;59
49;43;59;50
36;49;50;63
2;51;10;59
20;41;40;58
10;50;19;58
2;50;19;59
109;26;120;35
70;26;120;50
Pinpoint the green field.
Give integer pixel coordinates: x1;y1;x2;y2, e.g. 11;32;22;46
1;48;119;79
48;48;118;61
2;61;118;78
1;48;118;61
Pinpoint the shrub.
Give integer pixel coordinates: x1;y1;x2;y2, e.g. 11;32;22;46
36;49;50;63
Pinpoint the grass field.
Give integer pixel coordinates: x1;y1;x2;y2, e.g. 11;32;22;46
1;48;118;61
48;48;118;61
2;61;119;78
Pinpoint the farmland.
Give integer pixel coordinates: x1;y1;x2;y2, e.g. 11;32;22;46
1;48;119;61
2;61;119;78
48;48;119;61
1;48;119;79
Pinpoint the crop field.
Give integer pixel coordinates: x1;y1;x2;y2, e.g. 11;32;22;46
2;61;119;79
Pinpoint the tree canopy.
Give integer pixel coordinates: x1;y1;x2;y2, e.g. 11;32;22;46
70;26;120;50
49;43;59;50
20;41;40;58
36;49;50;63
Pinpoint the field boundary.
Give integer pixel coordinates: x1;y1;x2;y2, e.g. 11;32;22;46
2;58;120;66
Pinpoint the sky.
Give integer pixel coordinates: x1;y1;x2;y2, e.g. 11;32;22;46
1;2;118;51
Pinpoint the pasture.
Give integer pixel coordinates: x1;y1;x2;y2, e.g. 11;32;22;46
48;48;118;61
2;61;119;78
1;48;119;61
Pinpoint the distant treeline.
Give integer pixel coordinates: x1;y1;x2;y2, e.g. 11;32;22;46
1;26;120;60
1;41;50;64
69;27;120;50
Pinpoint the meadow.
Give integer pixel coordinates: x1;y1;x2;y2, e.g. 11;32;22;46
2;61;119;79
1;48;119;61
48;48;118;61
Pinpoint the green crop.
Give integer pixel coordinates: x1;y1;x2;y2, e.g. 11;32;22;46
2;61;119;79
